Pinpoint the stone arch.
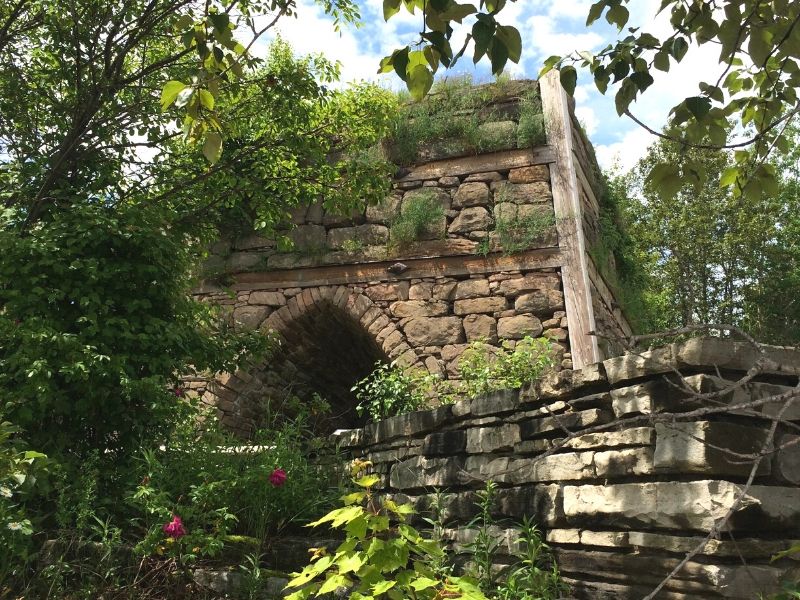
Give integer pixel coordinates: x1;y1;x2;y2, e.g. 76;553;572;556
206;286;427;436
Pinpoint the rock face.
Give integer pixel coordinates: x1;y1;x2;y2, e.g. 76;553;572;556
325;339;800;599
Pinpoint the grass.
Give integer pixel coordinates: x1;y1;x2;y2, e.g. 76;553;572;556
389;191;446;248
494;209;557;255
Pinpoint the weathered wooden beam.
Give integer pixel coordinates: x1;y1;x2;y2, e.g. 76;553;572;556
541;71;601;367
230;247;563;290
397;146;556;182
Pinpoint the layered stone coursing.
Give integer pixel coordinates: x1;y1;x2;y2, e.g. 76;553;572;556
329;338;800;599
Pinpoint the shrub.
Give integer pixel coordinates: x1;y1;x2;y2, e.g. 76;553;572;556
389;192;446;248
284;460;487;600
351;361;438;422
494;210;556;255
457;336;555;399
131;407;343;561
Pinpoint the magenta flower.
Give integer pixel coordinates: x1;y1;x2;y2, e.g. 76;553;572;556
162;515;187;539
269;468;287;487
172;387;184;398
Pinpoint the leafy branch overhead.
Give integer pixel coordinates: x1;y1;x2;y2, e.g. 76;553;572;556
378;0;522;100
383;0;800;199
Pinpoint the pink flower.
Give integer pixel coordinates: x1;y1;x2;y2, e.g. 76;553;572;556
163;515;187;539
269;468;287;487
172;387;184;398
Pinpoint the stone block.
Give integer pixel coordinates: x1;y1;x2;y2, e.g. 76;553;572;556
403;317;464;346
775;433;800;485
508;165;549;183
493;181;552;204
519;409;613;439
610;376;697;418
563;480;800;533
654;421;771;477
288;224;326;251
370;405;453;444
390;300;449;318
422;430;467;456
402;187;451;212
470;389;519;416
594;447;655;477
432;281;457;301
327;224;389;249
454;296;506;315
448;207;492;234
464;171;502;182
463;314;497;342
565;427;655;450
497;315;543;339
366;193;402;224
515;289;565;315
409;282;433;300
493;202;517;222
454;279;491;300
496;273;561;296
466;424;520;453
365;281;410;302
247;291;286;306
453;182;490;208
232;306;269;329
390;455;467;490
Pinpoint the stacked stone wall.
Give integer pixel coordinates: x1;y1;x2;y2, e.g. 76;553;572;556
328;337;800;599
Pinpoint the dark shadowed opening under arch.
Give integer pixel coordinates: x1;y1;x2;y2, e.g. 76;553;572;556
271;300;389;431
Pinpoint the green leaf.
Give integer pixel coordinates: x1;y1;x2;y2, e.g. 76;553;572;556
606;4;629;30
406;64;433;100
646;162;682;200
685;95;712;118
472;19;494;63
160;80;187;111
671;36;689;61
495;25;522;63
392;48;410;83
559;66;578;96
208;13;229;33
488;38;509;74
372;580;396;595
202;132;222;164
318;574;349;595
586;1;605;25
653;50;670;72
719;166;739;188
198;89;215;110
383;0;402;20
614;78;638;115
410;577;438;591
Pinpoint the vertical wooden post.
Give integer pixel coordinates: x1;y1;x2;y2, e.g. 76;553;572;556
540;71;600;368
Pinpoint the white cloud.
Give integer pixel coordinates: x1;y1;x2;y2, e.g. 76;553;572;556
575;105;599;136
594;127;656;172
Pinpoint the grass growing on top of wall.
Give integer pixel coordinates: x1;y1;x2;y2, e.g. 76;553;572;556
387;75;546;166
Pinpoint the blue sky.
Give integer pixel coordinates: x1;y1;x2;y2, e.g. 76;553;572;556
253;0;721;172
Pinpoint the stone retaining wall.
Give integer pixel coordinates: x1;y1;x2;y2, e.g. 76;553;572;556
329;337;800;598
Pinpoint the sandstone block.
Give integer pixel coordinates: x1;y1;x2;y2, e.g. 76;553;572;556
448;207;492;234
432;280;457;300
365;281;410;302
493;202;517;222
390;300;449;318
438;176;460;187
409;282;433;300
493;181;552;204
402;187;451;212
497;314;543;339
424;355;445;379
232;306;269;329
454;296;506;315
515;289;565;315
594;447;655;477
463;314;497;342
404;317;464;346
508;165;549;183
453;182;490;208
248;291;286;306
543;327;568;342
496;274;561;296
464;171;502;182
454;279;491;300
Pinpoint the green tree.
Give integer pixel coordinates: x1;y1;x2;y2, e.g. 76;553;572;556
613;128;800;343
381;0;800;197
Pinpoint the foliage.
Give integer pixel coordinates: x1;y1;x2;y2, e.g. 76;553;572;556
384;0;800;198
351;361;437;422
612;129;800;342
388;77;544;166
494;518;564;600
464;481;500;591
131;407;343;560
0;202;267;472
457;336;554;399
284;461;487;600
0;421;48;584
493;209;556;255
389;191;446;248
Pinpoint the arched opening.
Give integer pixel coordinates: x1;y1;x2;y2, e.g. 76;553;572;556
267;299;389;431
